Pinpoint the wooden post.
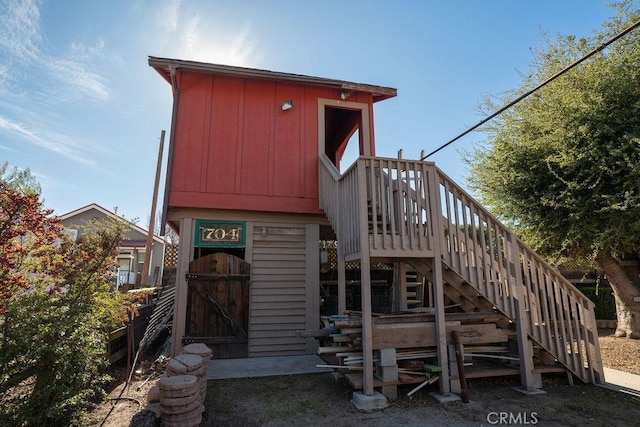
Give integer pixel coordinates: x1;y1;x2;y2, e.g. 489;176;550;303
171;217;192;357
141;130;165;287
392;261;408;311
305;224;320;353
357;161;375;396
360;255;374;396
429;165;450;395
337;241;346;315
510;235;537;390
452;331;469;402
432;257;450;395
391;262;401;312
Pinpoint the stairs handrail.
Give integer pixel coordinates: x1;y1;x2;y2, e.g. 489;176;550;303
434;165;603;384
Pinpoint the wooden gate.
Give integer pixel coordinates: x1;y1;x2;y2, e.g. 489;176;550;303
184;253;250;358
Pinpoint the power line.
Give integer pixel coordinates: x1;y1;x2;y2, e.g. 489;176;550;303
421;18;640;160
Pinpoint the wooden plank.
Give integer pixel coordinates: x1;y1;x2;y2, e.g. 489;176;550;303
345;372;426;390
329;334;354;342
372;322;509;350
450;367;520;379
316;364;363;370
318;346;351;354
372;322;436;349
339;328;362;334
296;328;338;338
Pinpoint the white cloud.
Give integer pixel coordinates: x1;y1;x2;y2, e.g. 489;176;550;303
48;57;110;102
0;0;113;164
0;115;96;166
0;0;111;102
0;0;41;62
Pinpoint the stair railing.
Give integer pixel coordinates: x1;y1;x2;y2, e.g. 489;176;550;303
319;155;438;259
319;154;603;384
436;167;603;384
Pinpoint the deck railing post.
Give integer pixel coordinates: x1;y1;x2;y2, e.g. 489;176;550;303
510;235;538;390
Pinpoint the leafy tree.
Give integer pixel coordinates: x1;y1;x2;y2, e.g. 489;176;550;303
0;175;144;425
465;1;640;338
0;162;41;195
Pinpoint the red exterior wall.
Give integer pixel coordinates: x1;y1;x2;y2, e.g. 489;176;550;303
168;70;376;214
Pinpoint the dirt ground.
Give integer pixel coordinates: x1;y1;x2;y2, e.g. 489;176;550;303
87;329;640;426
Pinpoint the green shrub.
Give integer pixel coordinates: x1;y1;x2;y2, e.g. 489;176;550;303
579;286;617;320
0;181;142;426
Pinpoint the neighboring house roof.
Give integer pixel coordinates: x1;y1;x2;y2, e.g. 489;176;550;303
148;56;398;102
58;203;166;245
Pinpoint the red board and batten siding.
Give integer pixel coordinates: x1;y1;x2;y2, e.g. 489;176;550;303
168;70;376;214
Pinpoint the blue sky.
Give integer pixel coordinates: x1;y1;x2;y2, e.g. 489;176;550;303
0;0;620;230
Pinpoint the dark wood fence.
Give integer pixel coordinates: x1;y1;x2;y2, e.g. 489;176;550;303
108;302;154;365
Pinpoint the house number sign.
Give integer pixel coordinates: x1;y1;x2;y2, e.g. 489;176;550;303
194;220;246;248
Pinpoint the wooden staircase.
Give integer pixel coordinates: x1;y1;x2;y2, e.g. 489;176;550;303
319;154;604;395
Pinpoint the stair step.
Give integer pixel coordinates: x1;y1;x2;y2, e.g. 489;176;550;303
445;312;506;324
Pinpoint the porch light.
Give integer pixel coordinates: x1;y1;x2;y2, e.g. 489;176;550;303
281;100;293;111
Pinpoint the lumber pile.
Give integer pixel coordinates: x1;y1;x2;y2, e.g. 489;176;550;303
316;315;363;358
309;311;523;395
314;314;444;390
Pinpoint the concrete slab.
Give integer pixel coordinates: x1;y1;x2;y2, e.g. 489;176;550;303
598;367;640;398
429;392;462;403
206;355;333;380
351;391;388;410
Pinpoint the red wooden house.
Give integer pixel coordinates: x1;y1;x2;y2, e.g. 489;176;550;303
149;57;603;403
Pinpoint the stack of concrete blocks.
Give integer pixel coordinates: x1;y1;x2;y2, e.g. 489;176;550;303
375;348;398;400
182;343;213;401
157;374;203;427
145;343;213;426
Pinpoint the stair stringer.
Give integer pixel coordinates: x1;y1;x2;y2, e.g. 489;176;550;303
408;258;594;387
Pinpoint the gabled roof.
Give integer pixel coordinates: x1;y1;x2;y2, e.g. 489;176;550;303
148;56;397;102
58;203;166;245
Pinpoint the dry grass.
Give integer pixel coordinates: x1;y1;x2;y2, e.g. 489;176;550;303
89;329;640;426
598;328;640;375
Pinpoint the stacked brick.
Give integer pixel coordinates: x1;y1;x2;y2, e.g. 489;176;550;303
145;344;213;427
